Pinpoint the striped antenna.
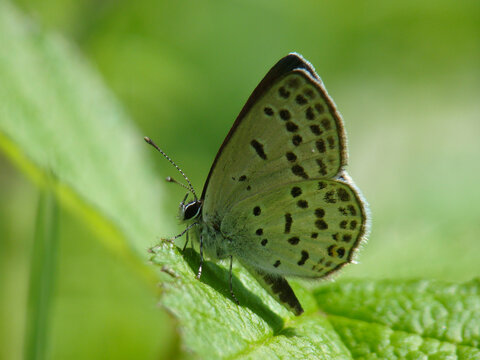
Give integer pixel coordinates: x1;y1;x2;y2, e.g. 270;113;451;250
144;137;198;200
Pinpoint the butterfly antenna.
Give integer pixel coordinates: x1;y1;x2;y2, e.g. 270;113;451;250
144;137;198;200
166;176;194;194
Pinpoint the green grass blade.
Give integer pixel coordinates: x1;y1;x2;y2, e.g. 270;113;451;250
25;189;58;360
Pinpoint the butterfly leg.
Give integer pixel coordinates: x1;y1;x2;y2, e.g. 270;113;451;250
229;256;239;304
196;234;203;280
182;231;189;251
164;222;198;243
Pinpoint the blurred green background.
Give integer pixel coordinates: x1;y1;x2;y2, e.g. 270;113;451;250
1;0;479;359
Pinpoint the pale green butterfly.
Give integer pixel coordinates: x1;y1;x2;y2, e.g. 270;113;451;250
145;53;369;315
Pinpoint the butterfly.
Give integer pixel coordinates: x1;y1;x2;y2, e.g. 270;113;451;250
145;53;369;316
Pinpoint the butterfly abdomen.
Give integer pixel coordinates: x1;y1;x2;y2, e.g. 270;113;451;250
242;264;304;316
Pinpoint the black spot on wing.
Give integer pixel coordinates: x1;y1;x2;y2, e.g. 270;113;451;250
350;220;357;230
328;245;346;259
310;124;322;135
327;136;335;149
316;159;327;175
337;188;350;201
327;245;335;257
315;208;325;218
315;103;325;114
316;139;326;153
291;165;308;179
286;152;297;162
315;219;328;230
348;205;357;216
279;86;290;98
295;94;307;105
297;250;309;266
250;139;267;160
321;118;331;130
324;191;336;203
306;107;315;120
304;88;315;99
292;135;303;146
279;109;291;120
288;236;300;245
291;186;302;198
286;121;298;132
342;234;352;242
297;200;308;209
284;213;293;234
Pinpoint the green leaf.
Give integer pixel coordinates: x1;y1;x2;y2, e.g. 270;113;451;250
0;2;178;357
151;243;352;359
153;241;480;359
314;279;480;359
0;1;168;281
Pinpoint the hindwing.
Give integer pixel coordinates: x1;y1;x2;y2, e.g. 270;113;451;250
220;176;367;278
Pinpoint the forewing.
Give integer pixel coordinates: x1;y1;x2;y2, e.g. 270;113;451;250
202;53;348;220
220;177;368;278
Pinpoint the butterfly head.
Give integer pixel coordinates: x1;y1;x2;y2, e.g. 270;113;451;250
179;198;202;222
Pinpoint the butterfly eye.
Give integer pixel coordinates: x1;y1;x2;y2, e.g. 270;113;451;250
182;201;202;221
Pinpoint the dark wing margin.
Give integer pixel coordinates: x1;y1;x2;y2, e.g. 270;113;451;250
200;53;317;200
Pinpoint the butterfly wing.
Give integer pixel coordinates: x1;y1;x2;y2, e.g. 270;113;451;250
201;53;349;218
221;176;367;278
199;53;368;314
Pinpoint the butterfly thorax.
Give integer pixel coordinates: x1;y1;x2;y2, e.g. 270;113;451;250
179;198;230;260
